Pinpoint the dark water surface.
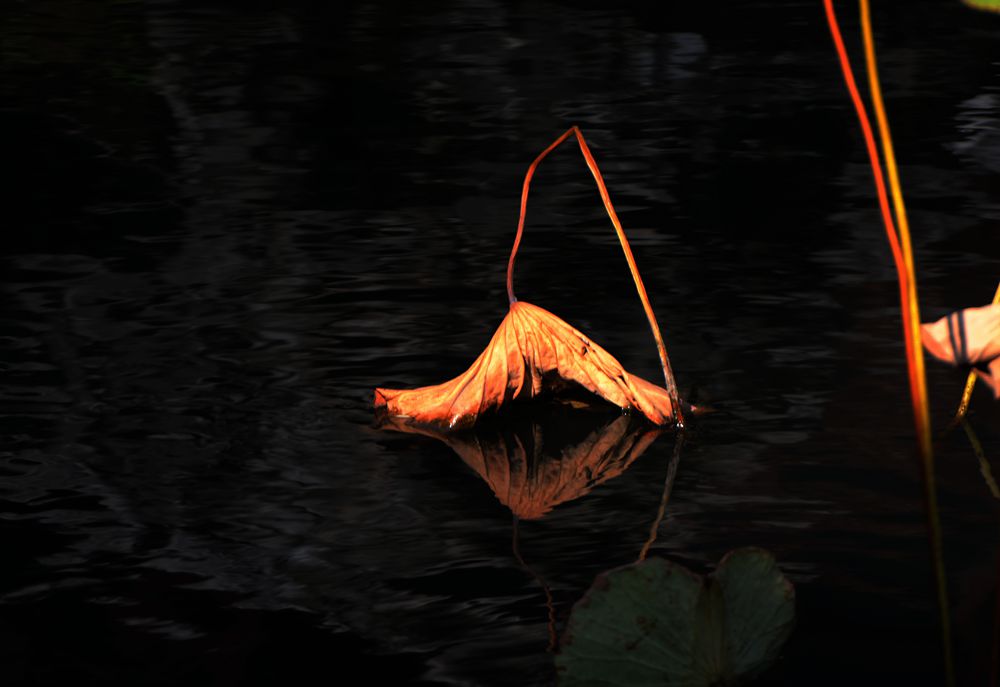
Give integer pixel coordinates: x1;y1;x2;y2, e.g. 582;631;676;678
4;1;1000;684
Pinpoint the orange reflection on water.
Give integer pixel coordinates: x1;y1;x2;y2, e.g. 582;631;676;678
378;404;664;520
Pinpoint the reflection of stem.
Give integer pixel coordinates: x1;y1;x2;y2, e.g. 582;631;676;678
952;282;1000;427
963;417;1000;682
512;517;558;652
638;434;685;561
961;419;1000;500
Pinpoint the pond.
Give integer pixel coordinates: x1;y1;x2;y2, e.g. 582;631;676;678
3;0;1000;684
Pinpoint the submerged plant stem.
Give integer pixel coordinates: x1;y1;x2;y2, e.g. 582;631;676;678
505;127;684;426
512;518;558;652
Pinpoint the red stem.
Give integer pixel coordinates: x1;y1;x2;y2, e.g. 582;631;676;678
822;0;917;407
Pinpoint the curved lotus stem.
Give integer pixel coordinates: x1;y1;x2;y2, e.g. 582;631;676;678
506;127;684;425
506;128;575;305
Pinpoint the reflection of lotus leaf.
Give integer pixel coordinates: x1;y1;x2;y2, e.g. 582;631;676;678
558;549;795;686
378;406;663;519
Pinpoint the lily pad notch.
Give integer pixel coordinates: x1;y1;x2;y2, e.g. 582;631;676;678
557;548;796;686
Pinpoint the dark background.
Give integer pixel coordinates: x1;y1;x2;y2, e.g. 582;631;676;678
3;0;1000;684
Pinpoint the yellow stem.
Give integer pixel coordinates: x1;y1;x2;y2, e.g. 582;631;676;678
953;281;1000;423
860;1;953;684
860;0;931;455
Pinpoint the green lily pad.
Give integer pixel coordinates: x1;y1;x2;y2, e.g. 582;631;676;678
963;0;1000;12
557;548;795;686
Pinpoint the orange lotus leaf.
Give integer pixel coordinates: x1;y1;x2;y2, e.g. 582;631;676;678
922;302;1000;398
375;300;677;429
374;126;685;429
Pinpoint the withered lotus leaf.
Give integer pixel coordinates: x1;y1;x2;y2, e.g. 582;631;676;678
921;303;1000;398
375;301;677;429
378;410;662;519
374;126;685;429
